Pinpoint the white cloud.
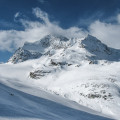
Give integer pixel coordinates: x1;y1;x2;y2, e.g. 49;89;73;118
14;12;20;18
117;14;120;24
89;20;120;49
0;8;87;52
33;8;50;24
32;8;87;38
0;8;120;52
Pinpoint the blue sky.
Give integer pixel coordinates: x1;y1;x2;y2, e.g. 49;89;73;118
0;0;120;62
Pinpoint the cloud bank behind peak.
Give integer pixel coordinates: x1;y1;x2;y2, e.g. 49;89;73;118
0;8;87;52
0;8;120;52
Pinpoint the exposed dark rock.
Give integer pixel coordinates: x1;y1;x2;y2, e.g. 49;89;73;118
30;70;50;79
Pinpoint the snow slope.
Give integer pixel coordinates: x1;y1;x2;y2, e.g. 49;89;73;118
0;63;112;120
2;34;120;119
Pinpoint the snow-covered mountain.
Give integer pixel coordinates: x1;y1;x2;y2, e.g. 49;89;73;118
8;35;69;63
9;34;120;64
1;34;120;119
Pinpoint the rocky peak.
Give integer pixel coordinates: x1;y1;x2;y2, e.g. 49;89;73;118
8;34;120;64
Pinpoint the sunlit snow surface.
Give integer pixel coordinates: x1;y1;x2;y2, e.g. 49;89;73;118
1;35;120;120
0;62;114;120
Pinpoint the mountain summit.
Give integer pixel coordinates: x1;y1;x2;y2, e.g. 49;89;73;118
9;34;120;63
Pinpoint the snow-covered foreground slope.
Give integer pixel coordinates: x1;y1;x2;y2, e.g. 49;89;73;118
0;60;120;119
0;63;112;120
2;34;120;119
